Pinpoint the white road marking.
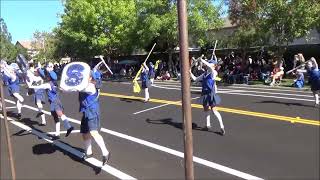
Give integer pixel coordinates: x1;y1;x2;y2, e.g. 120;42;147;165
221;92;314;102
133;104;171;115
47;130;81;135
154;84;313;98
5;106;17;109
154;81;310;93
0;115;137;180
153;85;313;102
133;97;201;115
4;99;263;180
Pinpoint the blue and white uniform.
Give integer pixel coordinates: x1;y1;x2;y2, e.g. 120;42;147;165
307;68;320;91
79;84;100;133
80;72;109;164
190;58;225;134
29;70;73;137
200;71;221;107
141;69;150;89
8;77;20;98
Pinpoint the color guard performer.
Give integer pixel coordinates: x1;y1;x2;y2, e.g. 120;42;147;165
80;70;110;165
28;63;74;138
190;54;225;135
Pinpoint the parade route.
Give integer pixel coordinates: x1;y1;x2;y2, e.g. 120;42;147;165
1;81;319;179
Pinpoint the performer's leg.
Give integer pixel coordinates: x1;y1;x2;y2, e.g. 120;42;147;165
36;99;46;125
82;133;92;156
56;110;74;137
90;130;109;156
144;88;150;101
13;93;24;116
313;90;319;105
52;112;61;137
90;130;110;165
204;107;211;128
212;107;225;135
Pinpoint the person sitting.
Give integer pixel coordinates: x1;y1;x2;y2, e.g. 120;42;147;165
270;66;284;86
161;71;171;80
292;70;304;88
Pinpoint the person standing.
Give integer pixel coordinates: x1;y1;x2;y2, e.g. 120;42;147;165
190;54;225;135
80;71;110;165
141;62;151;102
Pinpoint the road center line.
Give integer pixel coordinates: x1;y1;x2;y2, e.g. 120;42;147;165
98;93;320;126
4;99;263;180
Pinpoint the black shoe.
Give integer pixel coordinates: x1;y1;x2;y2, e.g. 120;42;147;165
102;153;110;166
51;135;60;140
202;126;211;131
220;128;226;136
16;113;22;120
36;112;44;118
65;127;74;137
82;153;93;160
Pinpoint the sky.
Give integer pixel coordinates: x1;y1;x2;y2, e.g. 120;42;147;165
0;0;64;43
1;0;227;44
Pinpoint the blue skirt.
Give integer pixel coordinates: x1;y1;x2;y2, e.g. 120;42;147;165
142;80;151;89
49;99;64;112
8;84;20;97
311;78;320;91
200;92;221;107
34;90;46;104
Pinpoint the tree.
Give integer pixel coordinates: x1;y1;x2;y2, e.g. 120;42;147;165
57;0;138;60
31;30;61;63
228;0;320;57
135;0;222;73
0;18;28;61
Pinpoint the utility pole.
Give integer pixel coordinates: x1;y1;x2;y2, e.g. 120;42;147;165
177;0;195;179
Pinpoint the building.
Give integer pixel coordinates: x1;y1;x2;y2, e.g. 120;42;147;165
15;40;41;58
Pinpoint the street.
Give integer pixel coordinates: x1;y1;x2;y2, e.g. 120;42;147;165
1;80;319;179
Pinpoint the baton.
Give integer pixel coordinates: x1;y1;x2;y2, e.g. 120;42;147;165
98;56;113;75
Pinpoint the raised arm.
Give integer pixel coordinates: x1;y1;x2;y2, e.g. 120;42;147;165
201;59;215;72
189;70;204;82
28;83;51;90
311;57;318;70
142;62;149;71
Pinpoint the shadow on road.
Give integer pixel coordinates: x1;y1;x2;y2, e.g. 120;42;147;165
32;142;102;175
120;97;144;103
256;100;316;108
145;118;223;135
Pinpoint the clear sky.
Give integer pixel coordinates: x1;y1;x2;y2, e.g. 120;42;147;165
1;0;227;44
0;0;64;43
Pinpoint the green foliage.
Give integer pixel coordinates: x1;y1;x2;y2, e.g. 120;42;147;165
57;0;138;59
0;18;28;62
135;0;222;51
31;30;61;63
228;0;320;55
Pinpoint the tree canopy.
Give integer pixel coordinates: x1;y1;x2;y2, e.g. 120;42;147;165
228;0;320;56
0;18;28;61
57;0;138;59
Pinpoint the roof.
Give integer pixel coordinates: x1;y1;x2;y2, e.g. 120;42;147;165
15;40;42;50
221;18;237;29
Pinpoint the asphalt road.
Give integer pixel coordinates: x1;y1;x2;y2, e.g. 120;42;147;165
1;80;319;180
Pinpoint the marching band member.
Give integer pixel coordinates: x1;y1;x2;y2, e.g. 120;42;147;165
148;62;155;84
190;53;225;135
141;62;151;102
80;70;110;165
306;57;320;106
0;61;24;119
26;63;47;125
28;63;74;138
